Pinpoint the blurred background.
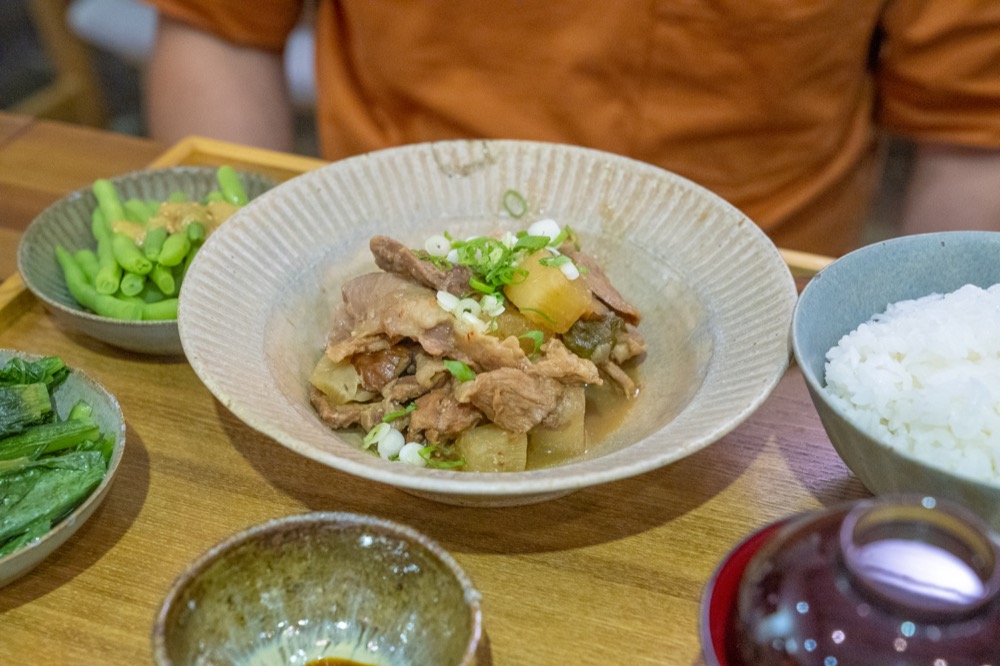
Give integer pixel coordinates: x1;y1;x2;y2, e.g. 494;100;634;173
0;0;319;156
1;0;907;244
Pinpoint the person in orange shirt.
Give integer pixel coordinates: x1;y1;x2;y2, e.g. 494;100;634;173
143;1;1000;256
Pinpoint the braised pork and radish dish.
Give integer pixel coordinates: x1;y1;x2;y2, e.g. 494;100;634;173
308;214;646;472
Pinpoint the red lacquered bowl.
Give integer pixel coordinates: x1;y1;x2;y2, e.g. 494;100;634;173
699;519;788;666
700;498;1000;665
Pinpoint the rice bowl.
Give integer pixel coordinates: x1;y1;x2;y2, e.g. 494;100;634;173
792;231;1000;531
824;284;1000;486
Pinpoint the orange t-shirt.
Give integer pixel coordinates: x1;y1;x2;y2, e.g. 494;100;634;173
149;1;1000;255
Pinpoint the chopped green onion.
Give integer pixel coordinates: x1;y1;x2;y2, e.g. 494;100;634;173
415;250;453;271
419;445;467;469
513;235;549;252
519;330;545;355
539;255;571;268
498;265;528;285
468;277;495;295
519;307;557;325
383;403;417;423
562;225;581;250
362;422;390;449
502;189;528;219
443;359;476;382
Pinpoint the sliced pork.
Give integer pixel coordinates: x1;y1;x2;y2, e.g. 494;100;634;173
371;235;473;296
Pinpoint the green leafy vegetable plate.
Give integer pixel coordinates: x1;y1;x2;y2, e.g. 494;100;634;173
0;350;126;587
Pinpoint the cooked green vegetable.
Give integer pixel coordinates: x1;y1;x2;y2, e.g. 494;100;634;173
74;249;100;283
92;178;126;227
54;166;259;321
119;271;147;297
111;233;152;275
0;451;106;554
157;231;191;267
216;165;249;206
443;359;476;382
0;356;112;558
0;355;68;389
92;210;122;295
142;226;168;261
563;313;626;361
0;418;100;461
0;384;52;438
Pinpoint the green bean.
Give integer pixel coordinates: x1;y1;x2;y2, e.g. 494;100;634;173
186;221;205;243
94;234;121;295
179;241;200;282
111;233;152;275
93;293;143;321
54;246;97;311
216;166;248;206
91;208;111;242
149;263;175;296
123;198;153;224
158;232;191;267
203;190;224;203
92;179;126;226
73;249;99;283
138;281;166;304
142;298;178;321
143;226;168;261
119;272;146;297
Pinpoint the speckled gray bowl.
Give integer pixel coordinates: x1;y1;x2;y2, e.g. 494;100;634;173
792;231;1000;531
17;166;274;356
0;349;126;587
152;512;483;666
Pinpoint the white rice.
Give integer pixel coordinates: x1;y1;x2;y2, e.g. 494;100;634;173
824;283;1000;485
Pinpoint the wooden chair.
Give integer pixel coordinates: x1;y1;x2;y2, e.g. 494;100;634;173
11;0;106;127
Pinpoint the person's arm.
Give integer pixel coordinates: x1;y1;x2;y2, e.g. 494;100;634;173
145;14;295;152
898;142;1000;236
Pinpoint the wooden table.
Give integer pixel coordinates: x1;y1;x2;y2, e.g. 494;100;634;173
0;112;869;665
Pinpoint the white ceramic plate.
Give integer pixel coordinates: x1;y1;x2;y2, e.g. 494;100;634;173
179;140;796;506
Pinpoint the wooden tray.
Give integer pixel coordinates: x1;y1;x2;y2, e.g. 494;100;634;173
147;135;328;182
0;135;855;665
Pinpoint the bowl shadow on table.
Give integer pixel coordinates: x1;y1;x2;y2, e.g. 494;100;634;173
755;366;871;509
0;424;151;611
50;324;189;365
217;401;766;557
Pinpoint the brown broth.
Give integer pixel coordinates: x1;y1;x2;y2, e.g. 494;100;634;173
524;367;638;470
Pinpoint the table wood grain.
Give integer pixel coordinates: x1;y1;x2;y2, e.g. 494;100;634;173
0;112;870;665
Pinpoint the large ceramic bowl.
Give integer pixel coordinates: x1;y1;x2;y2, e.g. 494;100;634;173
792;231;1000;531
151;512;483;666
0;349;126;587
179;140;797;506
17;166;274;356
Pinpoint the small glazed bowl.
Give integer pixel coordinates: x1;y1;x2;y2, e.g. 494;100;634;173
151;512;483;666
17;166;274;356
792;231;1000;531
0;349;126;587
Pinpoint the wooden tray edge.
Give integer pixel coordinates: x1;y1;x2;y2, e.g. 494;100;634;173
0;273;36;336
779;248;833;279
147;136;327;182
